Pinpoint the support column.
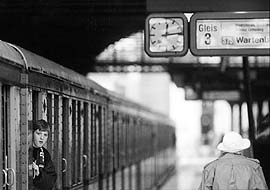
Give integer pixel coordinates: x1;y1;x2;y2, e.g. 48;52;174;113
238;102;243;135
243;57;255;154
229;102;234;131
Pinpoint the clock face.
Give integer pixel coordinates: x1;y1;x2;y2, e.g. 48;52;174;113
149;18;184;53
145;13;188;57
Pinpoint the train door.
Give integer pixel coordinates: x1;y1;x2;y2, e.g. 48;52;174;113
31;90;64;189
62;97;71;189
62;98;85;189
0;84;18;190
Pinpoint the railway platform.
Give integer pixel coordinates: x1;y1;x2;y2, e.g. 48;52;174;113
160;156;215;190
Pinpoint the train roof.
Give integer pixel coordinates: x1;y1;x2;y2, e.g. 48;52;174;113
0;40;25;67
0;40;174;124
0;40;108;95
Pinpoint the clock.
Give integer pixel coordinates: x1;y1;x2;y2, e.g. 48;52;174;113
145;13;188;57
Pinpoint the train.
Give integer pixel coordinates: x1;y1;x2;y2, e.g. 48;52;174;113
0;39;176;190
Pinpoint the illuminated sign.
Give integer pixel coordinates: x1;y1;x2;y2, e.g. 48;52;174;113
190;12;270;56
145;13;188;57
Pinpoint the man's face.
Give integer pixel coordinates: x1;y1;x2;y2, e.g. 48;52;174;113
33;129;49;148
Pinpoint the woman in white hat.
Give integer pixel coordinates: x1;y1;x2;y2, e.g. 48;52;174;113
198;131;268;190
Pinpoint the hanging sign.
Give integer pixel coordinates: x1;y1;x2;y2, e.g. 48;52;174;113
190;12;270;56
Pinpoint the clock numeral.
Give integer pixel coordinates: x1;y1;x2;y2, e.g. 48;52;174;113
151;40;157;45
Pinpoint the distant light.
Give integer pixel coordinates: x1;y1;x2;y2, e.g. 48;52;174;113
233;11;248;14
198;57;221;64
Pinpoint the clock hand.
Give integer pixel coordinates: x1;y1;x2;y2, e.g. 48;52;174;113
162;32;183;36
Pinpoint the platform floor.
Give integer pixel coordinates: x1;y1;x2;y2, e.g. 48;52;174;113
160;156;215;190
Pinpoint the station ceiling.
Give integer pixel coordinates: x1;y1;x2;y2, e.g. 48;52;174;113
0;1;146;74
0;1;269;101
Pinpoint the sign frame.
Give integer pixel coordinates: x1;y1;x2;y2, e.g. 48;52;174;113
190;11;270;56
145;13;188;57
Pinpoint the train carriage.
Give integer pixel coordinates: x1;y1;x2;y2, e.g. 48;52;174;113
0;40;176;190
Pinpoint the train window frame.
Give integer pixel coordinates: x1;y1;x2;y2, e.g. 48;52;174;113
190;11;270;56
83;102;91;182
90;103;98;179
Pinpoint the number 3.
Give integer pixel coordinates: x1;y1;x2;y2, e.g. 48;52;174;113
204;33;211;45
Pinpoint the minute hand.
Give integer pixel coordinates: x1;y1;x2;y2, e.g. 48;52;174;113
162;32;183;36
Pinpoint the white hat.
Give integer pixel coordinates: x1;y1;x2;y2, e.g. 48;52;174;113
217;131;251;153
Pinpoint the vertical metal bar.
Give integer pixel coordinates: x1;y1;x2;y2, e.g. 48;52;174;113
74;100;78;185
243;56;255;155
9;87;20;190
90;103;94;178
51;94;55;157
98;105;103;190
46;93;53;154
3;86;8;189
79;101;84;183
52;95;59;189
71;99;77;185
239;102;243;135
229;102;234;131
56;95;63;190
27;89;33;190
257;100;263;125
20;88;29;190
112;111;116;190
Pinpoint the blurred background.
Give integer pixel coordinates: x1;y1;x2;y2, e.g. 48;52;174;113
88;71;260;189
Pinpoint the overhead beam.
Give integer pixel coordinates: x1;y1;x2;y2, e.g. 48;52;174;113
147;0;269;12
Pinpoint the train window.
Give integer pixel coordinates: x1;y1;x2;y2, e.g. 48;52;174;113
126;115;131;164
113;111;119;170
46;93;53;154
119;114;124;167
77;101;83;184
83;102;91;181
62;97;71;188
71;99;83;185
52;94;62;189
99;105;105;175
122;115;126;166
124;115;128;166
71;100;76;184
1;85;8;189
32;90;39;121
131;117;136;164
107;110;113;173
90;103;97;178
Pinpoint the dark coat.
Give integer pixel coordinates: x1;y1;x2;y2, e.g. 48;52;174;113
32;147;57;190
198;153;268;190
